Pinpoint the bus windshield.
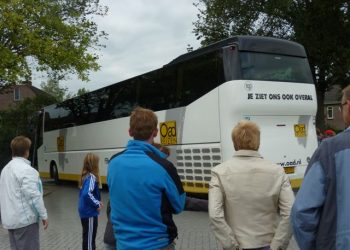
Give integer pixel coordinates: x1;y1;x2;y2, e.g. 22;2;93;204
240;52;313;83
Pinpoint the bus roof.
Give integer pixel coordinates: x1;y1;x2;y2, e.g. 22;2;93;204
167;36;307;66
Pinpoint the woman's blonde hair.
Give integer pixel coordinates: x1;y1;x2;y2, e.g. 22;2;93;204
232;120;260;151
79;153;100;188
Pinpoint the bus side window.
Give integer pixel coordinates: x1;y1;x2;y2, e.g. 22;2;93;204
110;81;137;118
177;51;223;106
137;67;178;111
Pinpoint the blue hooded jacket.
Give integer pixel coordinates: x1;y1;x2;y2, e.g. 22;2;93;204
107;140;186;250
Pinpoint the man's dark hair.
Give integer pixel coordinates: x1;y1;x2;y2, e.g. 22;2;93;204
129;107;158;140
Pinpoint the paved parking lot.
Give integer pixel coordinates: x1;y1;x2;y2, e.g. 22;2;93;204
0;182;298;250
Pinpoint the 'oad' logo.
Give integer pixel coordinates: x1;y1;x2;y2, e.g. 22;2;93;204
160;121;177;145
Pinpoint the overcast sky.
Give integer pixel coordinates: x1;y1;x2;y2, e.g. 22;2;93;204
32;0;202;94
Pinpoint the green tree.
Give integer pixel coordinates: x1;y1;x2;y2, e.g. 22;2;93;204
64;87;90;100
193;0;350;128
40;78;68;102
76;87;90;96
0;94;56;167
0;0;108;86
41;78;91;101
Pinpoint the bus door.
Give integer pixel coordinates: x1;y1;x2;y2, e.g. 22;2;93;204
31;111;44;169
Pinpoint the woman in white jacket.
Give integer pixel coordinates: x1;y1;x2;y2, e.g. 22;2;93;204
209;121;294;250
0;136;48;250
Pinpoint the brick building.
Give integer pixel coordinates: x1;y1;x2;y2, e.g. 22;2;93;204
324;85;344;131
0;83;48;110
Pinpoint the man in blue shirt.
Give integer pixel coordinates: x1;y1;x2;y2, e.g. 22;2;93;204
107;107;186;250
292;85;350;249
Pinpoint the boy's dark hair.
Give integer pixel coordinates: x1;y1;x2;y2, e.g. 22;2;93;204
11;135;32;157
11;136;31;157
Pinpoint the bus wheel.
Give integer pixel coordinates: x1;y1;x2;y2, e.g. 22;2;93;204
50;162;59;185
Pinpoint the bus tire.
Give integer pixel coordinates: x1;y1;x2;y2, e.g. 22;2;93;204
50;162;59;185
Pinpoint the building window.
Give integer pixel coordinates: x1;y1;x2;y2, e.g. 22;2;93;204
14;87;21;101
327;106;334;119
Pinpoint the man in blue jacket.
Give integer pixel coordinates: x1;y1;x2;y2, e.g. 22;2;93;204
107;107;186;250
292;85;350;249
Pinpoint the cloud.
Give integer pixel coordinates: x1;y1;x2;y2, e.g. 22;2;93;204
33;0;201;93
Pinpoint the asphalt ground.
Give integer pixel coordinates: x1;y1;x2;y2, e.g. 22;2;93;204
0;181;298;250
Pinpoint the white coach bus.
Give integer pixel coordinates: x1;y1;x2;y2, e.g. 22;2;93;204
36;36;318;193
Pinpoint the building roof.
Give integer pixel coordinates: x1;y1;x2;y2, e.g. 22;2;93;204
27;84;50;96
324;85;342;104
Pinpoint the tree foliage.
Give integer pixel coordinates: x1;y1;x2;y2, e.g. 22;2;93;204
40;78;68;102
40;78;90;102
76;87;90;96
193;0;350;128
0;0;108;86
0;94;56;167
